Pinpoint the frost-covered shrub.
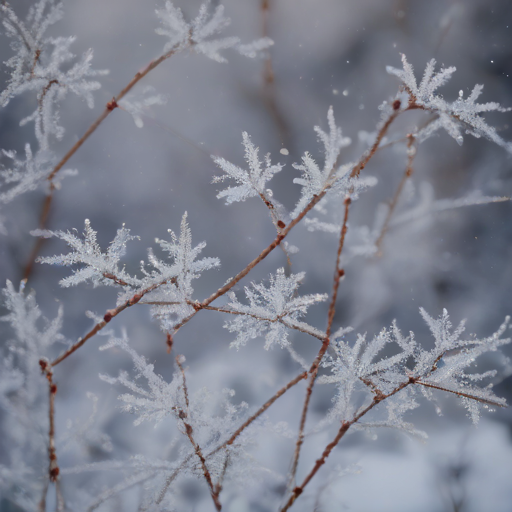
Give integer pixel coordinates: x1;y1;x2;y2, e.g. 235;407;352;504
1;1;512;511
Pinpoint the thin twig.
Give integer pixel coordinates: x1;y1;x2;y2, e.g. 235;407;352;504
415;381;506;407
175;355;190;410
176;360;221;511
45;369;59;483
22;184;54;281
374;134;416;255
50;279;171;367
288;197;351;487
171;190;327;334
281;378;411;511
261;0;290;147
38;479;49;512
207;371;308;459
350;107;401;179
46;45;180;183
213;452;230;501
24;44;182;282
141;302;326;341
155;454;194;505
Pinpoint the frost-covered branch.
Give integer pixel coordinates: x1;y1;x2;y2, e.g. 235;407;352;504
280;310;511;510
387;54;512;153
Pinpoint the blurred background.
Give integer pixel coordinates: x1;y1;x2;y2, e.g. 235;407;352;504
1;1;512;511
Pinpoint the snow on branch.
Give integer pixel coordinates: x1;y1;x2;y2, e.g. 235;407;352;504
224;268;327;350
1;0;108;150
155;1;273;63
387;54;512;152
212;132;283;205
291;107;368;219
33;219;140;288
319;309;510;431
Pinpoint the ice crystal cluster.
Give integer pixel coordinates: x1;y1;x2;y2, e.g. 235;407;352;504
1;1;512;512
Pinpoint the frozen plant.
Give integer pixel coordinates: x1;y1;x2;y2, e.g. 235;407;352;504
1;2;512;512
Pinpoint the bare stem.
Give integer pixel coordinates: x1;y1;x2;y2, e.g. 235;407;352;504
45;369;59;483
22;184;54;281
280;379;411;511
261;0;289;147
142;302;326;341
171;190;327;334
176;355;190;410
176;361;221;511
46;45;180;183
374;134;416;255
288;196;351;487
415;381;506;407
24;44;182;282
155;454;194;505
350;108;401;179
50;279;171;367
207;371;308;459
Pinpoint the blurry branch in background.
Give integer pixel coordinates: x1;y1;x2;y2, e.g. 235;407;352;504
374;133;416;255
261;0;290;149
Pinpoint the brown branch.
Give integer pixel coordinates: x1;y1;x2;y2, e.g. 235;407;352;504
155;454;194;505
43;368;59;483
170;190;327;334
261;0;290;147
414;381;506;408
30;48;41;77
22;184;54;281
50;279;170;367
102;272;130;287
207;371;308;459
142;302;326;341
183;419;221;511
325;197;351;339
38;479;49;512
176;359;221;511
374;134;416;255
23;44;182;282
288;196;351;486
281;379;411;511
46;44;180;183
176;355;190;410
213;452;230;498
350;107;401;179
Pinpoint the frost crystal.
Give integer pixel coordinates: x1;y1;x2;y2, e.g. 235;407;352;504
1;1;107;150
0;280;65;507
224;268;327;350
100;334;184;426
99;336;265;507
118;85;168;128
34;219;139;288
143;212;220;331
321;320;415;422
0;145;62;206
34;214;220;331
386;54;512;152
212;132;283;204
319;309;510;429
291;107;353;218
155;1;273;63
413;309;510;423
